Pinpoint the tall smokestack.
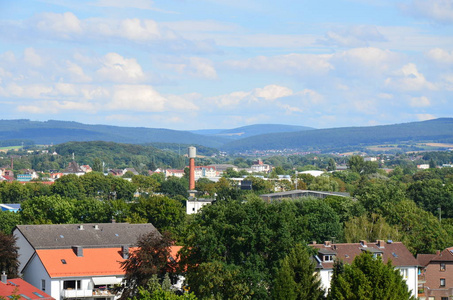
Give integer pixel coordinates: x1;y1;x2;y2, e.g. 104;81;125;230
188;146;196;191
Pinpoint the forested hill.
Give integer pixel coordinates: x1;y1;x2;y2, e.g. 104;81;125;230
0;119;228;148
191;124;314;139
221;118;453;152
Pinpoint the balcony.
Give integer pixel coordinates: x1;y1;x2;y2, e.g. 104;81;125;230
62;289;93;298
418;274;426;283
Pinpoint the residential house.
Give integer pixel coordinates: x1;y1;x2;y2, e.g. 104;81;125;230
207;164;237;176
417;246;453;300
109;169;124;177
165;169;185;178
62;161;85;176
250;159;271;173
14;223;160;300
0;272;54;300
310;240;419;298
80;165;92;173
194;166;216;179
186;198;214;214
123;168;138;176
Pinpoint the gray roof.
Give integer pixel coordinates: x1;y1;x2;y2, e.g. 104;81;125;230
260;189;350;201
15;223;158;249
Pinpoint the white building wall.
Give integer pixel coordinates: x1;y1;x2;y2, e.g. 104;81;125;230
396;266;418;299
13;229;35;273
186;200;212;214
22;255;52;297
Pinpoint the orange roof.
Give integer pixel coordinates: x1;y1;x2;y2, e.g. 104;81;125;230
36;246;183;278
0;278;54;300
36;247;134;278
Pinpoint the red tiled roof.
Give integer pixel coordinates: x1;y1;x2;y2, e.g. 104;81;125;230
419;246;453;264
0;278;54;300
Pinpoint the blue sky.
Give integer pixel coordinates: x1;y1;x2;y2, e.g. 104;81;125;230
0;0;452;130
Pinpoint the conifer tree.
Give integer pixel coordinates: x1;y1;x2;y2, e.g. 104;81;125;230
272;243;325;300
328;252;416;300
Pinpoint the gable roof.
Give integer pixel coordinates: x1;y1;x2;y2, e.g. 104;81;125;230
417;246;453;266
310;240;418;269
63;161;83;174
34;245;183;278
35;247;131;278
15;223;158;249
0;278;54;300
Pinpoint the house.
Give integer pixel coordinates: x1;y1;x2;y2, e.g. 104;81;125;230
310;240;419;298
165;169;185;178
80;165;92;173
63;161;85;176
250;159;271;173
0;272;54;300
123;168;138;176
417;246;453;300
194;166;216;179
186;198;214;214
207;164;237;176
13;223;160;300
260;189;350;202
109;169;124;177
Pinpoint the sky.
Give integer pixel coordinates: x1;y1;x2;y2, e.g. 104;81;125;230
0;0;452;130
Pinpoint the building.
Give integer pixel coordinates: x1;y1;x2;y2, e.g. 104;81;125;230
14;223;160;300
194;166;217;179
250;159;271;173
260;189;350;202
0;273;54;300
63;161;85;176
310;240;419;298
417;246;453;300
0;203;21;213
186;198;214;214
165;169;185;178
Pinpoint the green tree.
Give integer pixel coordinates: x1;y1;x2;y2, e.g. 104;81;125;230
120;231;174;300
161;177;188;199
51;174;86;199
0;232;19;278
327;158;336;171
20;195;76;224
328;252;416;300
347;155;364;174
272;243;325;300
0;181;31;203
343;214;400;243
80;172;110;199
132;175;161;195
0;210;21;234
92;158;102;172
130;196;185;236
73;198;112;223
109;176;136;201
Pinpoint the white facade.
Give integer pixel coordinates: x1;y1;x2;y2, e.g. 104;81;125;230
186;199;214;214
194;166;217;179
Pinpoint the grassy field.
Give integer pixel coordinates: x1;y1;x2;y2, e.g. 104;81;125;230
0;146;21;152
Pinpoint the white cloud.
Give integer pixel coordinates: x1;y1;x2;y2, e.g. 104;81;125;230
332;47;401;77
34;12;83;38
18;100;96;114
66;61;92;82
163;57;217;79
253;85;293;101
385;63;436;91
410;96;431;107
318;25;386;47
425;48;453;65
401;0;453;24
416;113;437;121
110;85;167;112
167;94;200;111
226;53;333;77
23;48;44;67
96;53;145;83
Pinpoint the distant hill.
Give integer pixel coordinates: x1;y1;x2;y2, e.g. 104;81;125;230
221;118;453;153
0;119;228;148
1;118;452;154
191;124;314;139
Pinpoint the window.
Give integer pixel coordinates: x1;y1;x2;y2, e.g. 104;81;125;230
440;263;446;271
441;297;449;300
41;279;45;291
440;278;446;287
323;255;334;262
63;280;81;290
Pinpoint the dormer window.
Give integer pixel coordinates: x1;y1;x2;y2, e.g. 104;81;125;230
324;255;334;262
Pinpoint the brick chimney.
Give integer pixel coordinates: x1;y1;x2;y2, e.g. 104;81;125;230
360;240;367;247
122;245;129;259
324;241;332;247
377;240;385;248
72;246;83;257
